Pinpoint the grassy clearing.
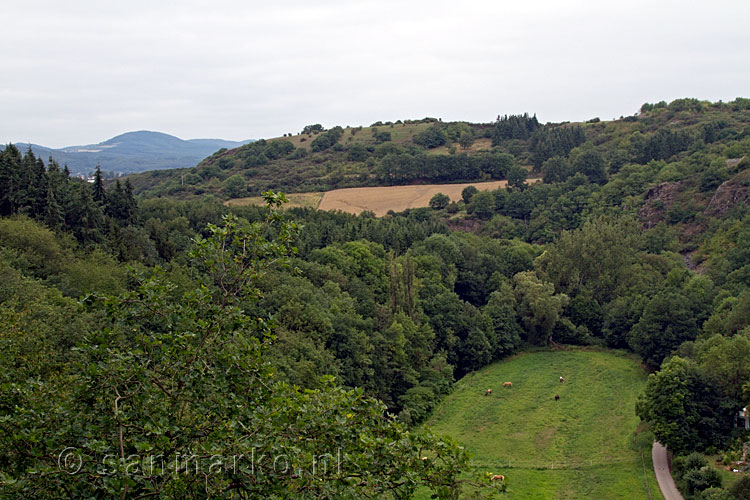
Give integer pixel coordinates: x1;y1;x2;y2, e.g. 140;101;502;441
707;454;750;490
272;122;435;151
419;348;664;499
224;192;323;209
277;123;496;154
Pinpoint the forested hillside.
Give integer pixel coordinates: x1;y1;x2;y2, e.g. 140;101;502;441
2;97;750;498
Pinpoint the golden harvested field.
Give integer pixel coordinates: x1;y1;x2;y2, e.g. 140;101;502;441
225;179;540;216
319;180;511;216
224;191;324;209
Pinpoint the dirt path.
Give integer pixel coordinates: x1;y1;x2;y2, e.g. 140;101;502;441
652;442;684;500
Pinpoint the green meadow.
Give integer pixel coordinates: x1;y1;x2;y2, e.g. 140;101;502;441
420;349;665;499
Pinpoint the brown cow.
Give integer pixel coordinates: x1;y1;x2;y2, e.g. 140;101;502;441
491;474;505;481
503;382;512;388
559;376;564;383
485;389;492;396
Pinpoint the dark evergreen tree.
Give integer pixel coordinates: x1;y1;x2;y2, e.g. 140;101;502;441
43;187;64;230
104;179;138;225
491;113;540;144
635;128;693;163
19;148;40;216
529;125;587;170
70;182;105;243
92;165;106;205
0;143;22;216
122;179;138;224
30;156;49;218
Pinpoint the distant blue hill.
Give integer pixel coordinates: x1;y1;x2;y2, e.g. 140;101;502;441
3;131;252;175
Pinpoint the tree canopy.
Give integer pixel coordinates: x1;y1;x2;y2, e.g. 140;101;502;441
0;195;499;499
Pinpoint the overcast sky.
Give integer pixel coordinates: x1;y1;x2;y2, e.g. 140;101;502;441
2;0;749;148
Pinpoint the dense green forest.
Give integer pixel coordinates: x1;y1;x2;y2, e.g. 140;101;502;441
2;97;750;498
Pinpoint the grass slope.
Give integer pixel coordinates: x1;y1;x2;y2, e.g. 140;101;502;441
422;349;664;499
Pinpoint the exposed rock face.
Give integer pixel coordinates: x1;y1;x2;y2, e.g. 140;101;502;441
638;181;684;229
726;155;748;170
445;218;481;233
726;157;744;169
705;170;750;218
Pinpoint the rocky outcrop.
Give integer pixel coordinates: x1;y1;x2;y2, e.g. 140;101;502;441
639;181;684;229
704;170;750;218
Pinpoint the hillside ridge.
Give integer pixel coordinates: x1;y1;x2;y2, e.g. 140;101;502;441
2;130;252;175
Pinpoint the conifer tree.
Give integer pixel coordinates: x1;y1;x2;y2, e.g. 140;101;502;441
122;179;138;224
92;165;106;204
31;156;48;218
71;182;105;243
43;187;64;230
0;143;22;215
19;147;38;212
105;179;139;224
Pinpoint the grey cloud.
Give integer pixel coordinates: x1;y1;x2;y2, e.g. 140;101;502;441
1;0;749;147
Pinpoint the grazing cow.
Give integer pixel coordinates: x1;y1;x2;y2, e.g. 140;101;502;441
485;389;492;396
559;376;564;383
503;382;512;388
491;474;505;481
554;394;560;401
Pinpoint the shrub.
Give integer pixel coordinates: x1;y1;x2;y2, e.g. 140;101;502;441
458;131;475;149
468;191;495;220
223;174;247;198
666;202;700;224
730;476;750;500
311;127;344;152
0;216;68;280
373;130;392;143
413;125;447;149
291;148;307;159
682;467;722;496
301;124;324;135
698;487;733;500
700;164;729;192
429;193;450;210
673;452;709;479
347;143;369;162
461;185;478;204
397;385;437;424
